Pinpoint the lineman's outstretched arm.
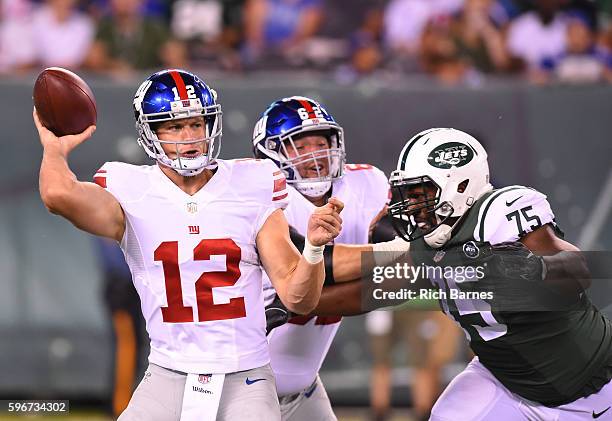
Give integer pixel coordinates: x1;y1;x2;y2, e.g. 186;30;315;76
288;227;410;284
522;224;591;294
310;279;365;316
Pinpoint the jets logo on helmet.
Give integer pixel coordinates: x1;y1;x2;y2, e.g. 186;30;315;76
251;96;345;198
133;69;222;177
389;128;492;248
428;142;475;169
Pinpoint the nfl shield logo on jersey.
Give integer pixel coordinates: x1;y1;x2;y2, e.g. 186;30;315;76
186;202;198;214
463;241;480;258
198;374;212;384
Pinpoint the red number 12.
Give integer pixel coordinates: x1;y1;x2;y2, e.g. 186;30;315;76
154;239;246;323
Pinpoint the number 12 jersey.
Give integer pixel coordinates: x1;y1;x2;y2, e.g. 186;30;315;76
94;159;289;374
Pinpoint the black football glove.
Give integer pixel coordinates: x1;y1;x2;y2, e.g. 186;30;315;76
468;241;546;282
265;294;294;335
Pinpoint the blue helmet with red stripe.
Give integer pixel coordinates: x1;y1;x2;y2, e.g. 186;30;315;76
252;96;345;198
133;69;222;176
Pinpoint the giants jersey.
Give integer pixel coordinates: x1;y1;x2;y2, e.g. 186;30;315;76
412;186;612;406
94;159;289;374
265;164;389;396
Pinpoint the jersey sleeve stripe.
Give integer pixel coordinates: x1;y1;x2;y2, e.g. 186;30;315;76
476;186;525;241
93;176;107;188
273;170;282;176
273;177;287;193
272;192;288;201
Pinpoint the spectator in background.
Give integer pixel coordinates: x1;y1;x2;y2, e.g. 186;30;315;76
31;0;94;69
335;6;385;83
419;15;472;84
84;0;187;77
506;0;568;72
383;0;463;70
349;31;384;77
170;0;245;70
0;0;36;73
85;0;170;21
596;0;612;76
538;13;612;83
451;0;512;74
95;238;148;419
242;0;323;67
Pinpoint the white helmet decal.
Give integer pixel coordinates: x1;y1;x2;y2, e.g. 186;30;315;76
427;142;475;169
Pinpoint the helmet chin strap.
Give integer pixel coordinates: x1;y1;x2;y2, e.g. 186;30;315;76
175;166;206;177
424;208;468;249
295;180;332;199
157;154;217;177
424;224;453;249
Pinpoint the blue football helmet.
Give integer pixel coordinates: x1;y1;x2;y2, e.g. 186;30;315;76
252;96;345;198
133;69;222;176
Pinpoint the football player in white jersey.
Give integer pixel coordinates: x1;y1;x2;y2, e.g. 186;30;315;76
252;96;392;421
386;128;611;420
35;69;344;421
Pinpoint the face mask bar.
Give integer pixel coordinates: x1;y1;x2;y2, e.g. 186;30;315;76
274;124;346;183
388;174;452;242
261;122;345;179
279;146;345;184
153;133;221;172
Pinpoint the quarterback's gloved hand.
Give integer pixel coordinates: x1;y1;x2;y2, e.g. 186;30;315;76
469;241;547;282
265;294;294;335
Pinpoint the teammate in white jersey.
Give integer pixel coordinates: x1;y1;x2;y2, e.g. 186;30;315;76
252;96;390;420
35;69;343;421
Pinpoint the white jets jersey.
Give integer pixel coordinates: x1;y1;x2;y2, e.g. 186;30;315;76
472;185;556;244
265;164;389;396
93;159;289;374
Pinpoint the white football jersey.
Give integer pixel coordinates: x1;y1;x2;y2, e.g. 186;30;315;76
472;185;556;244
265;164;389;396
94;159;289;374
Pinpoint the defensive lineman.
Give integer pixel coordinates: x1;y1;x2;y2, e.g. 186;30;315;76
388;128;611;420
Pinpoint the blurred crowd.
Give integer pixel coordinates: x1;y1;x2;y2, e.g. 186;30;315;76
2;0;611;84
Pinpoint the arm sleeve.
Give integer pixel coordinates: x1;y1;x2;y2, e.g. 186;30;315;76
254;160;290;234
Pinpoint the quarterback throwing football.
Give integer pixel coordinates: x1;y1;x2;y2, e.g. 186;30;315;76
35;69;343;421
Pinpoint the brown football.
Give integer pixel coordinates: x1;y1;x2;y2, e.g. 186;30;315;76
33;67;97;137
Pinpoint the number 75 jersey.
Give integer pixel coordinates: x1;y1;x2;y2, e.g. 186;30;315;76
94;159;289;374
413;185;612;406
